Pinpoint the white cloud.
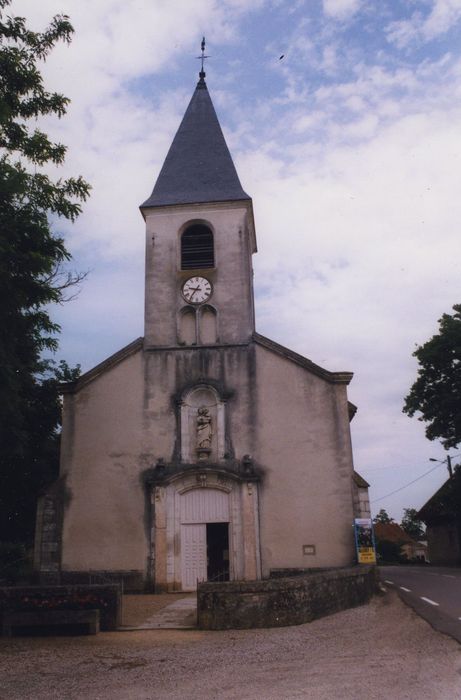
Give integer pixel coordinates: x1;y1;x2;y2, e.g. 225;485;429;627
386;0;461;48
241;81;461;517
423;0;461;37
321;43;339;73
323;0;362;20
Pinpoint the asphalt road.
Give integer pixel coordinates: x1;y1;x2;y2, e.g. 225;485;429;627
380;565;461;643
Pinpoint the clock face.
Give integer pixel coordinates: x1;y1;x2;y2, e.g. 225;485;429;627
182;276;212;304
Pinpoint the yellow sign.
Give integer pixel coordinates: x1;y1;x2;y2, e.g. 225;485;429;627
357;547;376;564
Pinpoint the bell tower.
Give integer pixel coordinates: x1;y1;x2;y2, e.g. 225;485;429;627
140;63;257;348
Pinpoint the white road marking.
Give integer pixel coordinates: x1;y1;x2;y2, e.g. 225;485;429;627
400;586;411;592
442;574;456;578
384;580;394;585
420;597;439;606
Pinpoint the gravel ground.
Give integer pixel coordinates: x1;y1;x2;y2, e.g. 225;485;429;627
1;591;460;700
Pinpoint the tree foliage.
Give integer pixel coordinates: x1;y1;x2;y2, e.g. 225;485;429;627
400;508;425;541
403;304;461;449
375;539;405;564
0;0;89;543
373;508;394;524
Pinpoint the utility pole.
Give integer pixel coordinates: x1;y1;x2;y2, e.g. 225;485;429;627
447;454;453;478
430;455;454;478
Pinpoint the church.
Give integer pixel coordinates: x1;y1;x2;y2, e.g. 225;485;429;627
35;62;368;592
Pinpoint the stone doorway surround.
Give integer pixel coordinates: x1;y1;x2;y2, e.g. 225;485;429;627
144;462;262;592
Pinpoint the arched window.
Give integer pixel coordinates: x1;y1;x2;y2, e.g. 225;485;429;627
181;224;214;270
199;305;217;344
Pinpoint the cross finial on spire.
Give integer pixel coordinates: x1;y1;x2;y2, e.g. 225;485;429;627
196;36;209;82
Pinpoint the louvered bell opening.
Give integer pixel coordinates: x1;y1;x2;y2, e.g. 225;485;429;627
181;225;214;269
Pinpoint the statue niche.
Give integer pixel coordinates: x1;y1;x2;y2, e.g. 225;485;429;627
180;385;225;463
196;406;213;460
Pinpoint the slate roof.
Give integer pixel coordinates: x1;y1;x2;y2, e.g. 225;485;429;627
141;75;250;209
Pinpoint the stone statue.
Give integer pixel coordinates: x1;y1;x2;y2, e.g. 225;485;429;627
196;406;212;449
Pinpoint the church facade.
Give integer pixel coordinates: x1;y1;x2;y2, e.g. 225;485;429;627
35;68;365;592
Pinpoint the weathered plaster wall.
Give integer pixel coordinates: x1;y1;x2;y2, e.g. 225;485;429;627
426;523;461;565
144;202;255;347
143;344;257;462
253;343;356;575
57;335;356;586
60;347;147;573
59;343;259;579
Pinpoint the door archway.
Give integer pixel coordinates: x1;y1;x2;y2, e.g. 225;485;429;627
180;487;230;590
150;469;262;591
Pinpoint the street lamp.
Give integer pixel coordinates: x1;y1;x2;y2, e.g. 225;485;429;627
429;455;453;478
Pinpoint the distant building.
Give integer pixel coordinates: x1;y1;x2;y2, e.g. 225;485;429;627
418;469;461;566
35;67;368;591
373;522;428;562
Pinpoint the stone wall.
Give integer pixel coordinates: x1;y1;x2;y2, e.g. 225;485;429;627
60;570;145;592
0;584;121;632
197;566;377;630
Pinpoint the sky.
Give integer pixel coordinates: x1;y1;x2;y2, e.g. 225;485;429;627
8;0;461;522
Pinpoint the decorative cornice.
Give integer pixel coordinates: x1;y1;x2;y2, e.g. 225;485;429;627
348;401;358;421
353;470;370;489
61;333;354;395
143;457;262;488
144;341;250;352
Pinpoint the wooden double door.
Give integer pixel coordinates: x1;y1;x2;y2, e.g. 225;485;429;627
180;488;230;591
181;522;230;590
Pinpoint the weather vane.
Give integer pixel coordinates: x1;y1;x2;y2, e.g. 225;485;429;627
196;36;209;79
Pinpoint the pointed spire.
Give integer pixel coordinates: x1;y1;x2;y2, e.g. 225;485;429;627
141;54;250;209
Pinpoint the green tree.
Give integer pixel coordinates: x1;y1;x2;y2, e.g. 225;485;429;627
373;508;394;524
0;1;89;543
400;508;425;540
375;538;405;564
403;304;461;449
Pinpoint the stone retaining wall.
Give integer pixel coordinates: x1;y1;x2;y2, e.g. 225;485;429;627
0;584;121;632
60;570;145;592
197;566;377;630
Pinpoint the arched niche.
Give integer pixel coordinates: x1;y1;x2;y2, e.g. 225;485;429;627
178;305;197;345
180;384;226;463
199;304;218;344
